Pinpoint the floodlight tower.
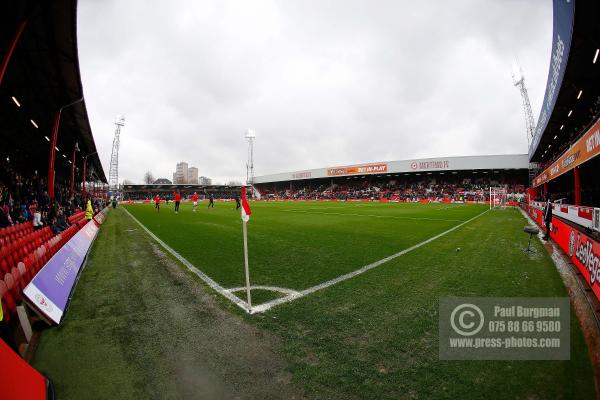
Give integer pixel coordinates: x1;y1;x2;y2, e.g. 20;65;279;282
108;115;125;192
245;129;256;185
512;65;536;148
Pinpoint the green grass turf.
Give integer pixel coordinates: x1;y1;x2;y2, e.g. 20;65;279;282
124;201;488;292
33;201;596;399
31;207;302;400
251;205;596;399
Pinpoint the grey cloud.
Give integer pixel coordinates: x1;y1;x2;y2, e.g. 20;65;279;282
77;0;551;183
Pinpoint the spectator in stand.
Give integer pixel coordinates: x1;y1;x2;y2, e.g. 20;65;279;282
18;204;30;223
28;200;37;220
32;208;43;229
0;201;12;227
0;201;10;228
52;208;69;233
39;190;50;209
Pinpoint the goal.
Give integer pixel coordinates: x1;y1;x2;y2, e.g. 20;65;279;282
489;186;508;209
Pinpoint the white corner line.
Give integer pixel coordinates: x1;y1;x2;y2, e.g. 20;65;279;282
252;209;490;313
225;286;300;297
122;207;251;313
123;206;488;315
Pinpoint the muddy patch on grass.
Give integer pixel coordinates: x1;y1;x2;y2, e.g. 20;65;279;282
146;242;304;400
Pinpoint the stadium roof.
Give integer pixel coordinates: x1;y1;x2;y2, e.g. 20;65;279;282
253;154;528;184
529;0;600;163
0;0;106;182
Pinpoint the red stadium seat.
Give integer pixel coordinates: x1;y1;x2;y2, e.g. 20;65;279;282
0;259;8;275
3;272;20;304
11;267;23;293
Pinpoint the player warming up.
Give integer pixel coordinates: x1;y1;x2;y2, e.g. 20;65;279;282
192;192;199;212
174;191;181;214
208;193;215;208
154;194;160;212
235;194;241;210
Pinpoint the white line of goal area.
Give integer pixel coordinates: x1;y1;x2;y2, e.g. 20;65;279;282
123;207;488;314
280;209;464;223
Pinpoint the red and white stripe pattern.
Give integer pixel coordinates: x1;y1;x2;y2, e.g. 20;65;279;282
241;187;252;222
530;201;597;231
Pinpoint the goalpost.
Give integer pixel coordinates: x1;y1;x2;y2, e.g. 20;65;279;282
489;186;508;209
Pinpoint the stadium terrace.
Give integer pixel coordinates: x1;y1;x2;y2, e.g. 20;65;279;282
253;154;529;203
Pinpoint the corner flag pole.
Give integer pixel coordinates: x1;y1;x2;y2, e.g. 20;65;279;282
240;186;253;312
242;219;252;311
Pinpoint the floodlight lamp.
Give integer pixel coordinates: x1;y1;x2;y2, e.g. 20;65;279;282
511;65;523;85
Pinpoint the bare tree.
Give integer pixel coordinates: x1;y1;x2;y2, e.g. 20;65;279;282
143;171;155;184
122;179;134;185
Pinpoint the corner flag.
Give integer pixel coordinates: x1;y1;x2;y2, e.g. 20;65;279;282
241;186;252;312
241;186;252;222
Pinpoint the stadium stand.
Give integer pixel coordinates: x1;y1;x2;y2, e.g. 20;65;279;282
253;155;528;204
0;0;109;395
522;0;600;308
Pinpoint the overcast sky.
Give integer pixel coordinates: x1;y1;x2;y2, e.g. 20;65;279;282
77;0;552;184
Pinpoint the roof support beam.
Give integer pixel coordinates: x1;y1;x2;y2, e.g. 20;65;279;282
0;19;27;86
47;109;61;200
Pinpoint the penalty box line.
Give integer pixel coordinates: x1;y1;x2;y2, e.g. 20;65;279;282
251;209;489;313
122;207;252;313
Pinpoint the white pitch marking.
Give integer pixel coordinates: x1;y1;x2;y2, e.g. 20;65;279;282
124;205;487;315
434;204;463;211
251;209;489;313
225;286;300;296
281;209;464;223
122;207;252;313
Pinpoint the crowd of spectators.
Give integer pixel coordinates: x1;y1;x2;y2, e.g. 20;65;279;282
0;161;106;234
257;177;526;203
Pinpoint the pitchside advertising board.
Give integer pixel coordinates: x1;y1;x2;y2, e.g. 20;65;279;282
527;206;600;303
529;0;574;158
533;117;600;186
23;218;101;324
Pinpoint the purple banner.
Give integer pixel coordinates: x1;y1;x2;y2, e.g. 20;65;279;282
93;206;110;225
23;220;99;324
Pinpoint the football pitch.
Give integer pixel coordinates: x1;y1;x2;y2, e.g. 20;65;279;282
33;201;596;399
124;201;493;310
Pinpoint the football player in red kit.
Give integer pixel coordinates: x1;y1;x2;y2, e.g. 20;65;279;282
174;192;181;213
154;195;160;212
192;192;199;212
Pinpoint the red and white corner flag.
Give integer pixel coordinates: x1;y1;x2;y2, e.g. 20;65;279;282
241;186;253;311
241;186;252;222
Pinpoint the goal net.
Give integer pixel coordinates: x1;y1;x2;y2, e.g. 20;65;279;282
489;186;508;209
